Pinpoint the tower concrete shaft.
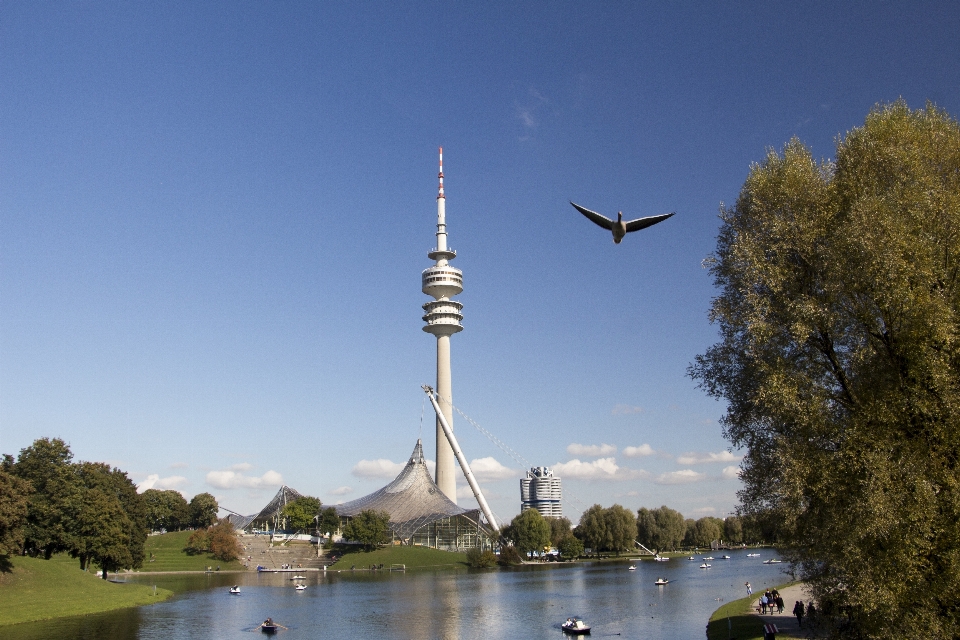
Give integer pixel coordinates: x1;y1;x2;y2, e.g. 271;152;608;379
422;147;462;503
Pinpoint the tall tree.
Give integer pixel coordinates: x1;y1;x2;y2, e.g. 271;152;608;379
317;507;340;538
208;518;243;562
692;517;723;549
141;489;190;532
603;505;637;555
690;101;960;638
547;516;572;547
341;510;390;550
12;438;82;558
637;506;686;552
281;496;322;532
0;463;32;555
723;516;743;545
188;493;219;529
73;462;148;576
574;504;608;555
508;509;551;557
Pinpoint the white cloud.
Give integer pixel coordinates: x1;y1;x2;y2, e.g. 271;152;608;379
351;459;405;479
468;457;518;482
137;474;188;493
721;465;742;480
456;485;475;500
169;462;188;469
676;451;741;465
622;444;656;458
230;462;253;472
612;404;643;415
205;469;283;490
566;443;617;457
655;469;706;485
329;486;354;496
552;458;648;481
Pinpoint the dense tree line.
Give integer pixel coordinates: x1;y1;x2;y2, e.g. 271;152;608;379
0;437;223;578
690;101;960;638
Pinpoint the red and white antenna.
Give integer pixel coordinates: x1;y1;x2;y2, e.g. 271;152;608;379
437;146;445;200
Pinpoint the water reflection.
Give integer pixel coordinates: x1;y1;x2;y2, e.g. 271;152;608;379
3;551;791;639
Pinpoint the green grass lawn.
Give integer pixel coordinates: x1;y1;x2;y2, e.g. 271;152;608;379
139;530;246;572
327;545;468;570
0;554;173;626
706;582;798;640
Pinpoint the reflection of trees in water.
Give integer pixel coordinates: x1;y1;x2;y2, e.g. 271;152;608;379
7;606;140;640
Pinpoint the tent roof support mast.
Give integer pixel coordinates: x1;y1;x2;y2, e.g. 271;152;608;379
422;385;500;534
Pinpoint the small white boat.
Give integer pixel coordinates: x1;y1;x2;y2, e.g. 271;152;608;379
561;617;591;635
747;553;760;557
295;584;307;591
654;555;669;562
721;555;731;559
763;559;782;564
290;575;307;580
628;565;636;571
654;577;669;585
688;556;697;561
229;586;241;595
703;556;714;560
699;563;712;569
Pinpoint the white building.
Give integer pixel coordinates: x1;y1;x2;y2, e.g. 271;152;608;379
520;467;563;518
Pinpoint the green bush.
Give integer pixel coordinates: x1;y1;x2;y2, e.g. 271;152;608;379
497;546;523;566
466;548;497;568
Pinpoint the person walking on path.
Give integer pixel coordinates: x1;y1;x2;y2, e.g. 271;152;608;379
776;595;784;613
760;593;769;614
793;600;805;627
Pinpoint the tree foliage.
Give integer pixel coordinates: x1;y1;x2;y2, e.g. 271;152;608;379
574;504;607;554
636;505;686;552
341;509;390;550
507;509;551;557
142;489;190;532
690;101;960;639
188;493;219;529
0;464;31;556
574;504;635;555
12;438;82;559
282;496;322;532
557;534;584;560
546;516;572;547
317;507;340;537
208;518;243;561
466;547;498;568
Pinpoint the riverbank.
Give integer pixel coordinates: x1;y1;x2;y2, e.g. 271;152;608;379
137;530;247;572
707;582;811;640
0;554;173;626
327;546;467;570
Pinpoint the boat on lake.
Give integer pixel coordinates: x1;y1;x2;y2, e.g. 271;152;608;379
654;555;669;562
290;575;306;580
295;584;307;591
562;617;591;635
688;555;697;561
721;555;731;559
654;577;669;585
628;565;636;570
229;586;241;595
699;563;712;569
703;556;714;560
763;559;782;564
260;618;279;634
746;553;760;557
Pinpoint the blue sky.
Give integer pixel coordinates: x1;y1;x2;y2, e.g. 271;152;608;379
2;2;959;523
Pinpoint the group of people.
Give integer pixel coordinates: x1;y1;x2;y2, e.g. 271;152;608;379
744;581;818;629
759;588;784;614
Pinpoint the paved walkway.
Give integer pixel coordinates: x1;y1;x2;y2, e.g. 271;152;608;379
749;583;813;638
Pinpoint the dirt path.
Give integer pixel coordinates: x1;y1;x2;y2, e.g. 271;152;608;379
749;583;813;638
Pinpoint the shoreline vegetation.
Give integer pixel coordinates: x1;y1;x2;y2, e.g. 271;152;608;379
706;581;801;640
0;554;173;627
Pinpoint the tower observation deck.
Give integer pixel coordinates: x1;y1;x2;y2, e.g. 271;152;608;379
422;147;462;503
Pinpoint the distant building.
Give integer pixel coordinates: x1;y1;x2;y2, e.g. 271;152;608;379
520;467;562;518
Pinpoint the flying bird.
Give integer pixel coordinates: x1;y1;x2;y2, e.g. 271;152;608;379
570;201;674;244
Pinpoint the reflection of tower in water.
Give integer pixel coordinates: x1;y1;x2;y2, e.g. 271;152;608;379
421;147;463;504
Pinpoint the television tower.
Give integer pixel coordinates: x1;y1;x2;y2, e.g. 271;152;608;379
422;147;463;503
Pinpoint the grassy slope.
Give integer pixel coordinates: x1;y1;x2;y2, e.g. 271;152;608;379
328;546;467;570
0;554;173;626
706;582;797;640
139;530;246;572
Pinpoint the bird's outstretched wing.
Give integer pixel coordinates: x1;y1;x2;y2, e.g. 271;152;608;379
625;212;675;233
570;202;613;230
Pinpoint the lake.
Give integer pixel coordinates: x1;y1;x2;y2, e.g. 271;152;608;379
5;550;791;639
